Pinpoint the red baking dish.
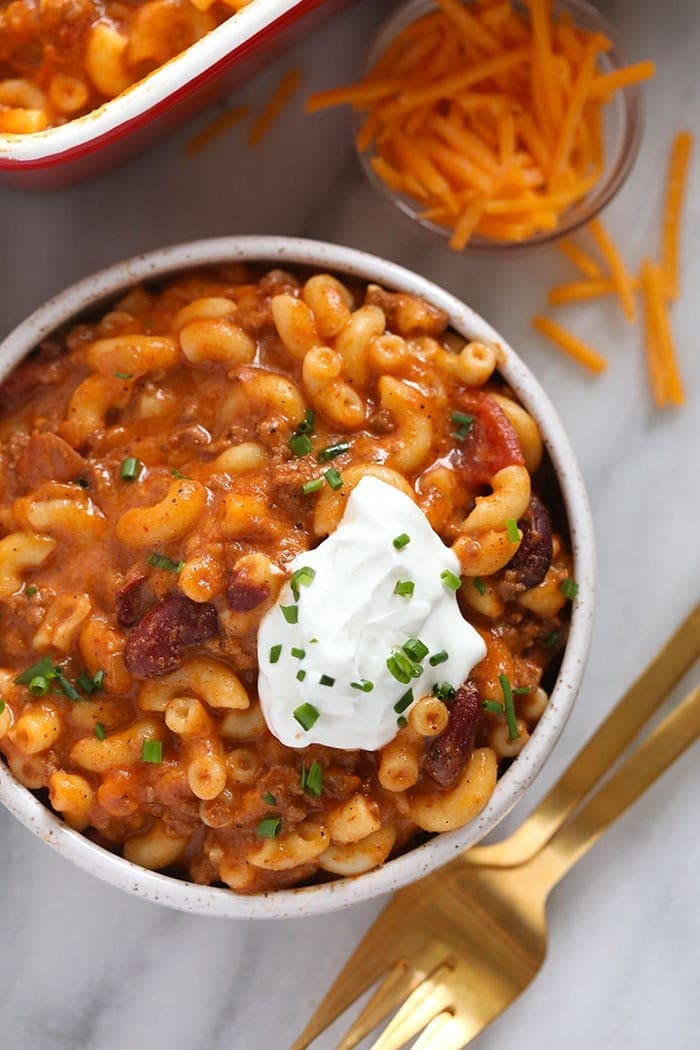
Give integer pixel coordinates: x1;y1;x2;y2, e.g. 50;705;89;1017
0;0;336;190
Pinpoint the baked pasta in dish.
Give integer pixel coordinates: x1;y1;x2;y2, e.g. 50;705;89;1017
0;0;253;133
0;264;574;892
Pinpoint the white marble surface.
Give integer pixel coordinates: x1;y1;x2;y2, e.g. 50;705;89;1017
0;1;699;1048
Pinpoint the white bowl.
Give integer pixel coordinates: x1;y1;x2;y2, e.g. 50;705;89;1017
0;236;594;918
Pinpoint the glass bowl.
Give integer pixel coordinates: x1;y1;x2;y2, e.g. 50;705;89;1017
355;0;645;253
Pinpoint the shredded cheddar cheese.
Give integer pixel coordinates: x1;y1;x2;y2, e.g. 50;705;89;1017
306;1;655;247
556;238;602;279
184;105;250;158
588;218;637;323
248;68;302;147
541;131;692;407
661;131;694;300
532;316;608;374
548;277;631;306
640;260;684;406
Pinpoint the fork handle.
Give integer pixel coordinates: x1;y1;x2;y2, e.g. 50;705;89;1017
467;600;700;867
527;685;700;893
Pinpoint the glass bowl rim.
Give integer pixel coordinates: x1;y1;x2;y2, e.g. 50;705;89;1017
355;0;645;254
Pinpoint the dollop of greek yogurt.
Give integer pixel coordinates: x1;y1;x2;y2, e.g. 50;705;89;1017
257;476;486;750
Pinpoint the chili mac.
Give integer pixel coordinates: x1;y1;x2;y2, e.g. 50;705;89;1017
0;264;573;892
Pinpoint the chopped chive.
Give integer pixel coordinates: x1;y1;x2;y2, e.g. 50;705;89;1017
293;703;320;731
74;476;90;489
394;649;422;679
561;577;579;600
77;669;105;695
288;409;316;457
295;409;315;435
257;817;281;838
288;432;313;457
513;685;532;694
15;656;56;686
429;650;449;667
392;533;410;550
302;760;323;797
396;716;408;728
29;675;50;697
351;679;374;692
499;673;519;741
141;739;163;764
324;467;343;491
0;699;5;714
432;682;456;702
483;699;505;715
473;577;486;596
76;671;94;694
281;604;298;625
309;638;318;644
506;518;520;543
319;674;335;687
451;411;475;428
269;644;282;664
56;672;80;702
147;553;184;573
171;468;191;480
302;477;323;495
25;585;38;597
441;569;461;591
113;371;134;380
544;631;560;648
317;442;350;462
290;566;316;600
291;647;306;660
393;689;414;714
402;638;429;662
94;722;106;740
262;792;276;806
451;411;475;441
386;655;411;685
296;669;306;682
120;457;141;482
394;579;415;598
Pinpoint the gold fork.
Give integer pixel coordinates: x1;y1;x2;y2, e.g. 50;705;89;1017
292;601;700;1050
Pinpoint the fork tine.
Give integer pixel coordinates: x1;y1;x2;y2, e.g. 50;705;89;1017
412;1011;469;1050
369;960;455;1050
336;960;418;1050
289;944;393;1050
337;935;454;1050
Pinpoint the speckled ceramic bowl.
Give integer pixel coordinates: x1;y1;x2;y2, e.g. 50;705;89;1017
0;237;594;918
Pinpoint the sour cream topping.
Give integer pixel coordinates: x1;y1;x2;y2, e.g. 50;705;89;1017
257;476;487;750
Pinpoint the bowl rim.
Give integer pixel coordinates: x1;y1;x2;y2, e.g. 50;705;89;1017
356;0;644;254
0;0;315;166
0;235;595;918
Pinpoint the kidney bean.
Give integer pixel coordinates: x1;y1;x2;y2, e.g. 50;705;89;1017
226;569;270;612
124;595;218;678
498;495;553;597
422;681;482;789
115;575;148;628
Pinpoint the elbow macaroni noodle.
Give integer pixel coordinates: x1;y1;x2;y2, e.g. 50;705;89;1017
0;265;572;893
